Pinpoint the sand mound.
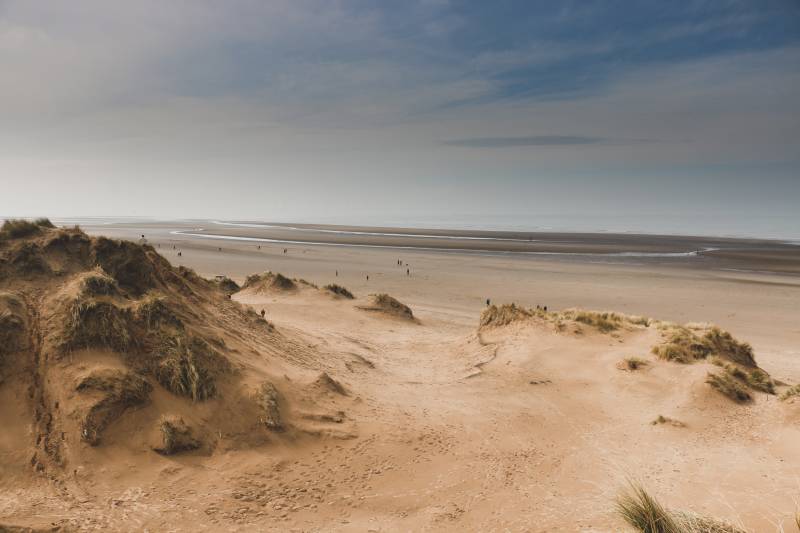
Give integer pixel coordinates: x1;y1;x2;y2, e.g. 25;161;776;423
242;271;297;292
0;223;335;477
323;284;354;299
358;293;414;320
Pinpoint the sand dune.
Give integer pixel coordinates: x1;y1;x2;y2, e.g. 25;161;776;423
1;220;799;531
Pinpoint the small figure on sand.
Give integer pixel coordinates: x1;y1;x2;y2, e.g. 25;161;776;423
543;306;548;312
335;270;338;277
406;268;410;276
283;248;287;254
260;309;266;318
366;275;369;281
218;247;222;252
177;252;182;257
486;298;491;306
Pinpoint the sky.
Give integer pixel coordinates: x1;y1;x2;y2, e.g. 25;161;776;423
1;0;799;237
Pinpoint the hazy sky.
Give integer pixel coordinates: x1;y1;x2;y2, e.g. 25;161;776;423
1;1;799;236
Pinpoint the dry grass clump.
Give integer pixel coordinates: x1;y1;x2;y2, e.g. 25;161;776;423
360;293;414;319
479;303;536;328
80;268;120;296
780;384;800;401
653;326;756;367
617;482;746;533
651;415;685;427
0;218;54;239
258;382;283;431
154;415;200;455
135;294;183;330
7;242;50;274
61;298;135;354
323;284;354;299
0;292;27;358
706;371;753;403
212;275;240;294
90;237;158;295
563;309;624;333
295;278;318;289
243;271;296;291
621;357;649;371
152;335;222;401
76;369;152;445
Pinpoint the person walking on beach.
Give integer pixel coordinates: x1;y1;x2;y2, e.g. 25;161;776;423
486;298;491;306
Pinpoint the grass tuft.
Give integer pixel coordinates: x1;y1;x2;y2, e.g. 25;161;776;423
61;299;135;354
653;326;756;367
651;415;685;427
622;357;649;371
706;371;752;403
323;284;354;299
616;482;746;533
0;218;54;239
153;335;220;401
154;415;200;455
780;384;800;401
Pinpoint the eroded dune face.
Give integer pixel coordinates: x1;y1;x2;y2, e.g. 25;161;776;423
1;222;798;532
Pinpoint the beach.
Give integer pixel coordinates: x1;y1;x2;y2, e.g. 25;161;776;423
1;219;799;531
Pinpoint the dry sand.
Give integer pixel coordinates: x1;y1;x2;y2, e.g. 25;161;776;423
1;219;799;532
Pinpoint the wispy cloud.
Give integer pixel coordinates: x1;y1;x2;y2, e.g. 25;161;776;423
443;135;651;148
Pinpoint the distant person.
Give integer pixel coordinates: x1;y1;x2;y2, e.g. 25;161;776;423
177;252;182;257
486;299;490;306
406;268;409;276
260;309;266;318
543;306;548;312
366;275;369;281
335;270;338;277
218;247;222;251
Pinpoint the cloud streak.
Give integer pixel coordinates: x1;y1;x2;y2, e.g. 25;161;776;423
442;135;649;148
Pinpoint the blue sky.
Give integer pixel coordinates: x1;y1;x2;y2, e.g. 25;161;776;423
1;1;799;236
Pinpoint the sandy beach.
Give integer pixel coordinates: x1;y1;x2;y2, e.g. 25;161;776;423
1;219;797;531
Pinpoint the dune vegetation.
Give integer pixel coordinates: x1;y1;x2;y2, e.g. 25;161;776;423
323;283;355;299
652;325;756;367
616;482;746;533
